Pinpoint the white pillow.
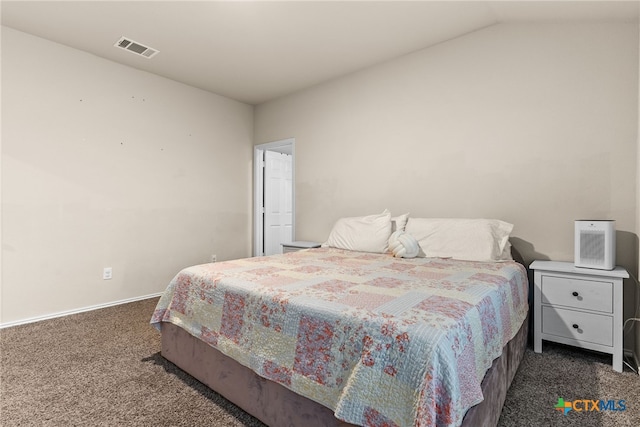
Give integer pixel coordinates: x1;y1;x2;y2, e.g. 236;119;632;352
391;213;410;233
499;240;513;261
405;218;513;262
324;211;392;253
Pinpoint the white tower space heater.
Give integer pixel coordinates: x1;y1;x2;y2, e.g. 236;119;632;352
574;220;616;270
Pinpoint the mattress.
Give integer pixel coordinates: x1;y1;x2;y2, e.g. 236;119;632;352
151;248;529;427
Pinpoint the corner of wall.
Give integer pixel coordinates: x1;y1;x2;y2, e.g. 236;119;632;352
635;18;640;373
0;26;3;326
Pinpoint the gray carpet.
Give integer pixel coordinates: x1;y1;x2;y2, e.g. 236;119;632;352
1;298;638;426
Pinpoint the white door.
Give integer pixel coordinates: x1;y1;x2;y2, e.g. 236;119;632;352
263;151;293;255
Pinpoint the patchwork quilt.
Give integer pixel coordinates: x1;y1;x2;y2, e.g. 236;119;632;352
151;248;528;427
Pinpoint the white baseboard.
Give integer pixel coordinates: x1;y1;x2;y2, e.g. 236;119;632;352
0;292;163;329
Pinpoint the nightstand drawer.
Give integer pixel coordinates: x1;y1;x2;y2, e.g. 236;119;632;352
541;275;612;313
542;306;613;346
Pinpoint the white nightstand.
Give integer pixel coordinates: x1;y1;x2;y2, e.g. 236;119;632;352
281;241;321;254
530;260;629;372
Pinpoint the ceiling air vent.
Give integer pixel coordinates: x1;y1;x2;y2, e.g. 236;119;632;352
114;37;159;59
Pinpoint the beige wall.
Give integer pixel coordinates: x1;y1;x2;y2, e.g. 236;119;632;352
255;23;639;351
3;21;640;359
1;27;254;325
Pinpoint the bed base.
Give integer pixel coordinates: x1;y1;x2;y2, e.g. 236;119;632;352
161;312;528;427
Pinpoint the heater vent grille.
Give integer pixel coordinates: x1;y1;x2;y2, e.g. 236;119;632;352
114;37;159;59
579;231;605;266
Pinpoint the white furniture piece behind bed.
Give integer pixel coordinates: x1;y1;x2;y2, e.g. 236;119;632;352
531;260;628;372
281;241;321;253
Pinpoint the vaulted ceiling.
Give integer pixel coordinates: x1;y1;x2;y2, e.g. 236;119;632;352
2;1;638;105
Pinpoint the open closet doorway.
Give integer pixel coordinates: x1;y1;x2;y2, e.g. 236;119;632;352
253;138;295;257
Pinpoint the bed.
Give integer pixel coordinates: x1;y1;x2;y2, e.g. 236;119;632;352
151;215;530;427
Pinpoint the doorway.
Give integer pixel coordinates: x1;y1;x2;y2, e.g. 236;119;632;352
254;138;295;256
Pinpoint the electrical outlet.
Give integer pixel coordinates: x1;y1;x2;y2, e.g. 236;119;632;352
211;254;217;263
103;267;112;280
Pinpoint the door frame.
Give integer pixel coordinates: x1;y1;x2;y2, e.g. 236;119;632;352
253;138;295;257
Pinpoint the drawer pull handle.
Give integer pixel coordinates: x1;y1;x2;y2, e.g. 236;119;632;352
572;324;579;329
572;291;579;297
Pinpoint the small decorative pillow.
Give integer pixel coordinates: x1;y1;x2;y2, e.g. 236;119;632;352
388;230;420;258
391;213;410;232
